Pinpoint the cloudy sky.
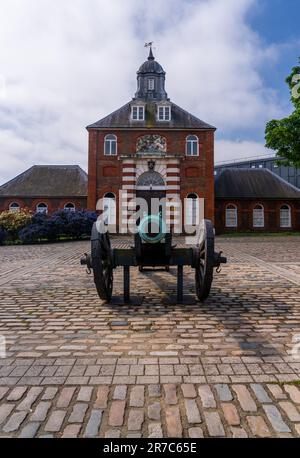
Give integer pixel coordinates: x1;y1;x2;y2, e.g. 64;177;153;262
0;0;299;184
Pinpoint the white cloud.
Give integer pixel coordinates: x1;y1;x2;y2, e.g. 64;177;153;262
0;0;286;184
215;139;274;164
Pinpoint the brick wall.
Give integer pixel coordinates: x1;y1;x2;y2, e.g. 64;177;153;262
0;197;87;214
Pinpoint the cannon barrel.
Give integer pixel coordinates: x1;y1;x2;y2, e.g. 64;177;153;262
138;214;167;243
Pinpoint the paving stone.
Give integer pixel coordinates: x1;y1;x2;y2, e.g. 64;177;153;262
263;405;291;433
44;410;66;432
188;427;204;438
231;427;248;438
148;402;161;421
41;387;58;400
77;386;93;402
204;411;225;437
108;400;126;427
181;384;196;398
18;422;40;438
214;384;233;401
7;386;27;401
165;406;182;437
221;403;240;426
84;410;103;437
148;385;161;397
68;403;88;423
56;387;76;408
284;385;300;404
105;429;121;438
246;416;271;437
130;386;144;407
62;424;81;438
198;385;216;408
31;401;51;421
267;384;287;400
113;385;127;400
128;409;144;431
0;404;15;425
3;411;27;432
0;387;9;400
184;399;201;424
94;386;109;409
164;384;177;405
250;384;272;403
232;385;257;412
148;422;163;438
279;401;300;422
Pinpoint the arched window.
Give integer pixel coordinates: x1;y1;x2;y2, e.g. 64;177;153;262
136;171;165;189
225;204;237;228
253;204;264;228
280;205;291;228
186;135;199;156
103;192;116;225
64;202;75;212
104;134;117;155
36;203;48;214
185;193;199;226
9;202;20;213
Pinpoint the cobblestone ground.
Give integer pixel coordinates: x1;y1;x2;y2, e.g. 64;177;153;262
0;236;300;438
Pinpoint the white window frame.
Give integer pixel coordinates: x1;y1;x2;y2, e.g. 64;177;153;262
104;134;117;155
36;203;48;214
9;202;20;213
64;202;75;212
131;106;145;121
103;193;116;225
186;135;199;156
280;205;291;228
225;205;237;228
253;205;264;228
157;105;171;121
148;78;154;90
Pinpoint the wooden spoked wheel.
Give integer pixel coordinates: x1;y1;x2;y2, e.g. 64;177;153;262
91;222;113;302
195;219;215;302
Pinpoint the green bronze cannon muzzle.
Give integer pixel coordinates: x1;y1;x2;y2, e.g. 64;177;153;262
138;214;167;243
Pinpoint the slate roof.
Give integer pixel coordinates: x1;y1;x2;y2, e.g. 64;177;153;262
87;101;215;130
0;165;87;197
215;168;300;199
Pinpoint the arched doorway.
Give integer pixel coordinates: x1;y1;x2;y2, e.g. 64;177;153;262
136;170;166;221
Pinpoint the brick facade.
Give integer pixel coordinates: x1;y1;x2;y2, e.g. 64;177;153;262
0;196;87;214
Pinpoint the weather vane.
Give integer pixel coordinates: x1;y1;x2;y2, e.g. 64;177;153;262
144;41;154;48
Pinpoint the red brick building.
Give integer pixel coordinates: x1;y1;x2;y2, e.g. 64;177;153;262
215;168;300;233
0;165;87;214
86;47;216;232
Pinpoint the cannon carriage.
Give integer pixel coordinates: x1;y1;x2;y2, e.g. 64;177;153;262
81;215;226;304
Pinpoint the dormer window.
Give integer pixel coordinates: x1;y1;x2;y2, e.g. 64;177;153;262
158;105;171;121
131;105;145;121
148;78;154;90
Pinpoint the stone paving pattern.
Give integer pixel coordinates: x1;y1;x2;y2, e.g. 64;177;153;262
0;236;300;437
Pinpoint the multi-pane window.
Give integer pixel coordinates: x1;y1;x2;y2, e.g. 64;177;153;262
158;105;171;121
36;203;48;214
280;205;291;228
186;193;199;226
131;106;144;121
103;193;116;225
64;203;75;212
225;204;237;227
104;134;117;155
253;204;264;227
148;78;154;90
9;202;20;213
186;135;199;156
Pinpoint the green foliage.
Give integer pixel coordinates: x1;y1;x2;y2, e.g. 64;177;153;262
0;209;32;240
265;57;300;167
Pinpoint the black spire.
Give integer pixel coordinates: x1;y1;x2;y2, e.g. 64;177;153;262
148;46;154;61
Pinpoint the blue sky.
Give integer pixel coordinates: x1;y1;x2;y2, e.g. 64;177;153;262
0;0;299;183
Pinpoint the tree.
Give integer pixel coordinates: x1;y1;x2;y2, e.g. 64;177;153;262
265;57;300;167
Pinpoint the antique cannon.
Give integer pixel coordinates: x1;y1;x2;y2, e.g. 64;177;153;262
80;216;226;303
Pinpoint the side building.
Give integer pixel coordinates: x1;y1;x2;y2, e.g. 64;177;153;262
0;165;87;214
215;168;300;233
